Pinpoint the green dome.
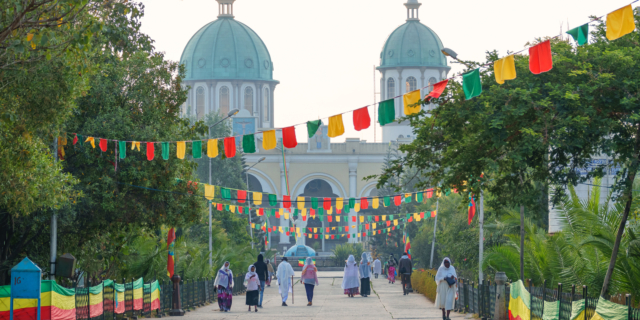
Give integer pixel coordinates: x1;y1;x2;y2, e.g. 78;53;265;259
379;21;447;69
180;17;275;81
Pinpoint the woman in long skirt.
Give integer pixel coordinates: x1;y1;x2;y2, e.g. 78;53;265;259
244;265;260;312
300;257;319;306
342;255;360;297
434;257;457;320
358;253;371;297
387;254;398;284
214;261;233;312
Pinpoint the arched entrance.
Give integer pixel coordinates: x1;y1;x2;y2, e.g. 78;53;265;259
299;179;346;252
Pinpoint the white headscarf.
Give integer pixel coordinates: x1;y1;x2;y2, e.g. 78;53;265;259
214;261;233;287
244;265;257;286
360;252;370;264
302;257;315;272
346;255;356;265
434;257;457;284
342;255;359;289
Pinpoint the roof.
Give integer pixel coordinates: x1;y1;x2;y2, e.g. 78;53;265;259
378;20;447;69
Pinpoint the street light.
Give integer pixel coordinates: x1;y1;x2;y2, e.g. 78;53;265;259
246;157;266;249
442;48;474;69
208;108;239;268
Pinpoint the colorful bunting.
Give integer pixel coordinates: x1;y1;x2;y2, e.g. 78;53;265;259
463;69;482;100
224;137;236;158
494;55;516;84
353;107;371;131
606;5;635;41
403;90;421;115
426;79;448;101
328;114;345;138
529;40;553;75
237;190;246;203
283;195;291;209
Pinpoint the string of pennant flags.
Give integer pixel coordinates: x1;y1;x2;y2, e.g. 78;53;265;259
59;2;640;162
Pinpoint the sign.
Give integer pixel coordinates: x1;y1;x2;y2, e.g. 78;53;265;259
10;257;42;320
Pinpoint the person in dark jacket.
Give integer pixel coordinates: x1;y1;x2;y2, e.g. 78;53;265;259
398;252;413;295
253;254;269;307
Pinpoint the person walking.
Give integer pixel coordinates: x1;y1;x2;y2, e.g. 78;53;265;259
266;259;275;287
244;265;260;312
213;261;233;312
253;254;269;308
276;257;295;306
398;252;413;295
373;258;382;279
358;253;371;297
300;257;319;306
342;255;360;297
435;257;457;320
387;254;398;284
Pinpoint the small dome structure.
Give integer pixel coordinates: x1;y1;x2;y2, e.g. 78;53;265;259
284;245;317;257
378;20;447;69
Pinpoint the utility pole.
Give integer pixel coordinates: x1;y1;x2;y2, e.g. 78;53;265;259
429;197;439;269
50;137;58;280
478;188;484;282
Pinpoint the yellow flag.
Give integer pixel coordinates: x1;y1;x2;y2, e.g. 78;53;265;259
314;228;317;233
284;212;289;220
297;197;305;209
382;215;387;221
204;184;215;200
263;130;277;150
373;223;377;229
494;55;516;84
253;192;262;205
394;219;398;226
130;141;136;151
372;197;379;209
336;198;344;210
325;235;329;239
230;205;236;213
279;226;283;233
302;208;307;217
336;216;341;222
308;234;312;239
437;190;442;198
327;207;333;215
251;223;255;229
359;216;364;223
354;203;360;212
279;208;284;217
607;5;636;40
85;137;95;148
207;139;218;158
297;227;300;233
403;90;421;115
331;227;336;231
177;141;186;159
328;114;345;138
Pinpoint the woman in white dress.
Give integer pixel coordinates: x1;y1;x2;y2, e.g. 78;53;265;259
341;255;360;297
434;257;457;320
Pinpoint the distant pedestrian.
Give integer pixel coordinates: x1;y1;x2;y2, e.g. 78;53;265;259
266;259;275;287
276;257;295;306
398;252;413;295
435;257;457;320
244;265;260;312
373;258;382;279
300;257;319;306
253;254;269;308
359;253;371;297
342;255;360;297
387;254;398;284
213;261;233;312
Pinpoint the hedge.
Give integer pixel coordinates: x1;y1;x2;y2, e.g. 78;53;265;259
411;269;438;302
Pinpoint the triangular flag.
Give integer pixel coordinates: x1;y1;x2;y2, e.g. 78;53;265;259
403;90;421;115
353;107;371;131
529;40;553;75
606;5;635;41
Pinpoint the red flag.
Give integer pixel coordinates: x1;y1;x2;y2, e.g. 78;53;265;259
360;198;369;210
331;235;335;239
237;190;247;203
146;142;154;161
275;211;280;219
283;195;291;208
352;216;356;222
468;194;477;225
408;217;413;222
217;203;223;211
431;211;436;218
426;79;449;101
238;206;243;214
323;198;331;210
328;215;333;222
378;230;382;234
282;126;297;148
286;232;290;236
386;221;391;227
326;227;330;233
394;195;402;206
347;234;351;239
310;209;315;218
375;216;379;222
99;138;108;152
353;107;371;131
302;215;307;221
72;134;78;145
365;224;370;230
167;228;176;278
392;226;396;231
308;228;312;232
529;40;553;75
362;232;366;237
426;188;434;199
259;208;264;216
420;212;425;219
224;137;236;158
314;234;318;239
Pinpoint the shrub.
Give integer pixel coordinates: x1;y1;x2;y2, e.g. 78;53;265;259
332;243;364;265
411;269;438;302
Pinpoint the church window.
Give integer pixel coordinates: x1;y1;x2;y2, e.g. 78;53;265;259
387;78;395;99
428;77;438;92
263;88;270;122
219;86;229;115
196;87;205;119
406;76;417;92
244;87;253;115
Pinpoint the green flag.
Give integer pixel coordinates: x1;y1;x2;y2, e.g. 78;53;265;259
417;192;423;203
567;23;589;46
383;196;391;207
344;206;350;214
307;120;322;138
161;142;169;160
242;134;256;154
389;215;394;220
378;99;395;126
311;197;318;209
268;194;277;206
192;140;202;159
339;227;343;232
221;188;231;200
119;141;126;159
77;135;84;146
463;69;482;100
349;198;356;209
406;214;411;220
405;195;412;203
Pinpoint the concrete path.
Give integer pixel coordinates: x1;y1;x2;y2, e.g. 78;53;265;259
182;271;469;319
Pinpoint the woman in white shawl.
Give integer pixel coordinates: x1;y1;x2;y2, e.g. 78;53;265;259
373;258;382;279
244;265;260;312
342;255;360;297
276;257;295;306
214;261;233;312
358;253;372;297
434;257;457;320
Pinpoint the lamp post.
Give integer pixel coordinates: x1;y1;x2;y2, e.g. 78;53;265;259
208;109;239;268
246;157;266;249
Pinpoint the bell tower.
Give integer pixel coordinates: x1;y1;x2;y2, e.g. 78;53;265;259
405;0;421;21
217;0;235;18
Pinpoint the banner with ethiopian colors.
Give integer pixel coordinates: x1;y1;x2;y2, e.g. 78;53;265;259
508;280;531;320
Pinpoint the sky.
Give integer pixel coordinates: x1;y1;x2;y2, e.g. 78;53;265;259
139;0;633;143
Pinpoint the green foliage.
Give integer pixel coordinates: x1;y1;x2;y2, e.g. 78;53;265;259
332;243;364;265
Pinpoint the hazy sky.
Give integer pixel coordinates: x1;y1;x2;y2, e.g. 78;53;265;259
140;0;632;143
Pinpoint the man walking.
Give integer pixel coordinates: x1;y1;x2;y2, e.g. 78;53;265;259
253;254;269;308
398;252;413;295
276;257;295;306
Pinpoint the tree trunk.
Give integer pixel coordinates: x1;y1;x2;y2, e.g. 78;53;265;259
600;169;637;297
520;204;525;281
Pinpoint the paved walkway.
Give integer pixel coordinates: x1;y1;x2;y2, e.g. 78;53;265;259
183;271;468;319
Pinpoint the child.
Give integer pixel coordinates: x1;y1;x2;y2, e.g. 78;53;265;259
244;265;260;312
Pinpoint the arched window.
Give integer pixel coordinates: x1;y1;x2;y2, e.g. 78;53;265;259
263;88;270;122
219;86;229;115
196;87;205;119
428;77;438;92
244;87;253;115
387;78;395;99
406;76;417;92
